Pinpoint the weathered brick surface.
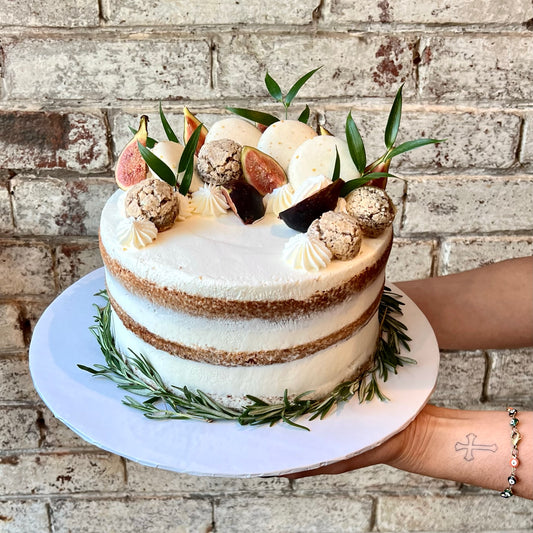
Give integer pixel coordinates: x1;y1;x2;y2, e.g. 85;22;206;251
0;303;25;351
215;495;373;533
430;351;486;408
440;236;533;274
11;177;115;236
327;0;533;24
126;460;289;494
402;176;533;235
0;452;124;495
0;111;109;172
0;500;50;533
0;180;13;232
106;0;318;26
0;356;40;404
0;0;98;27
387;239;435;282
377;494;533;531
55;241;102;291
3;39;212;101
0;242;55;296
216;34;417;99
419;35;533;101
51;497;213;533
522;111;533;164
0;407;40;450
486;348;533;406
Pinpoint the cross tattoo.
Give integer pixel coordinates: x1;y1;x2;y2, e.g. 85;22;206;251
455;433;498;461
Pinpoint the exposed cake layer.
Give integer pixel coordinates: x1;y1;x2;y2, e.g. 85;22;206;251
105;270;384;366
110;309;380;406
100;190;392;319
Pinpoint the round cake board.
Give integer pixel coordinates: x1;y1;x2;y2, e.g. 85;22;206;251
29;268;439;478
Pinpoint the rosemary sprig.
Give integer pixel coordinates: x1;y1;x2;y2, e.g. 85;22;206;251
80;287;414;430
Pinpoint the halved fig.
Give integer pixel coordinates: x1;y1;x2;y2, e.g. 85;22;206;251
241;146;287;196
183;107;208;156
279;179;344;232
115;115;149;190
222;179;266;225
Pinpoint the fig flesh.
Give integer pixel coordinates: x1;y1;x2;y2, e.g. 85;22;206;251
279;178;344;232
222;179;266;225
115;115;149;190
241;146;287;196
183;107;208;156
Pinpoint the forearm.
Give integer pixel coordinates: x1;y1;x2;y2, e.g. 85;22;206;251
396;257;533;350
390;405;533;499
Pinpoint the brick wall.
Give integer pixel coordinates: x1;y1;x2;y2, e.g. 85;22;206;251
1;1;532;531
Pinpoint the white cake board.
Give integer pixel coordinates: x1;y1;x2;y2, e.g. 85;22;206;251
29;268;439;477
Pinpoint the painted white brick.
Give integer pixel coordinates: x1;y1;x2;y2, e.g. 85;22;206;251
0;303;25;351
55;241;102;291
0;407;40;450
403;176;533;234
440;236;533;275
215;495;373;533
11;177;115;237
387;239;435;282
0;0;98;26
106;0;318;26
0;182;13;232
3;38;211;101
0;500;50;533
419;36;533;101
0;452;124;495
0;356;41;403
51;497;213;533
522;111;533;164
326;0;533;24
216;34;417;99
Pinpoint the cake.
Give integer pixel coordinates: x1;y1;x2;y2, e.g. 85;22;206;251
98;73;434;411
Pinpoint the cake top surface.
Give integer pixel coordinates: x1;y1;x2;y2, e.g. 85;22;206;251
100;189;392;302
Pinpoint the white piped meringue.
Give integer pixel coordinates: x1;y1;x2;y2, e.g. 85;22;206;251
264;183;294;216
117;218;158;249
291;174;332;205
176;192;193;221
282;233;332;271
191;184;229;216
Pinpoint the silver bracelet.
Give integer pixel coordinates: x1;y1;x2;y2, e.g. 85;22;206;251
500;407;520;498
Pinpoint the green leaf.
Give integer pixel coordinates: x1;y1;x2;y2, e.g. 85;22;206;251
388;138;445;159
265;72;283;102
298;105;310;124
129;126;156;148
159;102;179;143
340;172;396;196
332;146;341;181
137;141;176;187
178;124;203;194
285;66;322;106
385;84;403;149
226;107;279;126
345;112;366;174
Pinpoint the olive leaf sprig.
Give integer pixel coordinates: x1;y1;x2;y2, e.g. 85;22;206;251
79;287;414;431
227;67;321;127
342;85;445;196
135;105;203;195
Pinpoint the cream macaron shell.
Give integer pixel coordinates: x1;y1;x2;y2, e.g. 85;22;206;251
257;120;317;172
204;118;262;147
149;140;203;192
287;135;360;189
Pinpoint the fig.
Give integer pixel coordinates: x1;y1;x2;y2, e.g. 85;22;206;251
256;123;268;133
115;115;149;190
183;107;208;156
279;178;344;232
222;179;266;225
364;159;390;190
241;146;287;196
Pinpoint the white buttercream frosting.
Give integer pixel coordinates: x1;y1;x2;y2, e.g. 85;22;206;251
283;233;332;271
191;184;229;216
117;217;158;249
264;183;294;216
291;174;332;205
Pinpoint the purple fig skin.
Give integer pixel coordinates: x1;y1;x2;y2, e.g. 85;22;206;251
222;179;266;225
279;179;344;232
241;146;287;196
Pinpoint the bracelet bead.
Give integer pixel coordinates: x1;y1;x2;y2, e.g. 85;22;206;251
500;407;520;498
